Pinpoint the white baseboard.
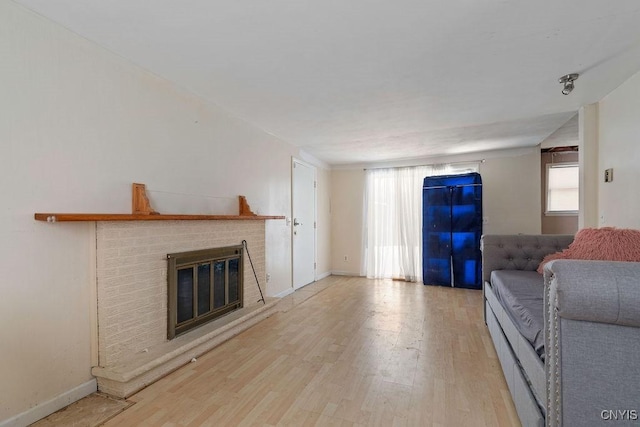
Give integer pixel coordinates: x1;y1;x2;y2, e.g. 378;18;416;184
293;282;312;291
0;379;97;427
315;271;331;281
330;271;362;277
272;287;295;298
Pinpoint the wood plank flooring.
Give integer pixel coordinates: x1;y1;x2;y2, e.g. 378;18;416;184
103;276;520;427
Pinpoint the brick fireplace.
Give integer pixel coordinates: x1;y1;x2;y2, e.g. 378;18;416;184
91;220;278;397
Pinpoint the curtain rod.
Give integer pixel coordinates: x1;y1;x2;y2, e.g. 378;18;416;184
364;159;485;171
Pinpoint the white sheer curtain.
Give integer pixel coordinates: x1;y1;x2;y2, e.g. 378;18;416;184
363;162;479;282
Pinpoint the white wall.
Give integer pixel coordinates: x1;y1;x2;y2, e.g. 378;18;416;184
598;70;640;228
330;169;366;275
329;149;542;276
480;149;542;234
0;2;298;423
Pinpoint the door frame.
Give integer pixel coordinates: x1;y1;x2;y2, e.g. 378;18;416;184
291;157;317;290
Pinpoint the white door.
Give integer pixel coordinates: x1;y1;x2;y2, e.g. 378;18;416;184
292;159;316;289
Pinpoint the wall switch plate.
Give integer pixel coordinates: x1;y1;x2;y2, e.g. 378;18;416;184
604;168;613;182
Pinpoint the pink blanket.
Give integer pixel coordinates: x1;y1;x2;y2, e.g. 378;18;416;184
537;227;640;273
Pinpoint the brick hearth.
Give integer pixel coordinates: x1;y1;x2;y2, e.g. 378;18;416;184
91;220;278;397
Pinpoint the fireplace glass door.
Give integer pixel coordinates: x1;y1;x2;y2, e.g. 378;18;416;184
168;245;243;339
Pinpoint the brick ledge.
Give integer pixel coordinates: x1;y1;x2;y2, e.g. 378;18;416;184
92;297;279;398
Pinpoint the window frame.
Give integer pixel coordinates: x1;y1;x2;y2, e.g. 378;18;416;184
545;162;579;216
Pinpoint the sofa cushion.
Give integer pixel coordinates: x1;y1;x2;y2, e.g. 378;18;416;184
491;270;545;358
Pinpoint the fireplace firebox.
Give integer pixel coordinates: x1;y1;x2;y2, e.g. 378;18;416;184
167;245;243;339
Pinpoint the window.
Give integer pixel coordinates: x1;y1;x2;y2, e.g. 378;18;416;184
363;162;480;281
546;163;579;215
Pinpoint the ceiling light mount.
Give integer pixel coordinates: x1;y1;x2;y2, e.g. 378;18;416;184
559;73;579;95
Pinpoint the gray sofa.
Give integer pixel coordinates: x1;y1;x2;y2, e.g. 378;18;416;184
481;234;640;427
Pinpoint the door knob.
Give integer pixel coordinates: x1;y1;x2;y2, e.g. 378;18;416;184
293;218;302;226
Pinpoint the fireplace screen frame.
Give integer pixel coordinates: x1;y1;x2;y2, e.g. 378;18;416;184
167;245;243;339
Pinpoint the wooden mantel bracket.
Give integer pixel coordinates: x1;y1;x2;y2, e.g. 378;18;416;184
132;183;159;215
238;195;258;216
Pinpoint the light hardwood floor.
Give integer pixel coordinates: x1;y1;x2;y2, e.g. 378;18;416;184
103;276;520;427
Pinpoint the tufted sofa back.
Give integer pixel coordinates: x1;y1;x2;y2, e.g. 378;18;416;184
480;234;574;285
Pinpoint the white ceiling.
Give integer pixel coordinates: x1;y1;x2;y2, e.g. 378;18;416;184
14;0;640;165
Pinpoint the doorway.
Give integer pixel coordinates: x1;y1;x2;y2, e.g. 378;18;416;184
292;159;316;289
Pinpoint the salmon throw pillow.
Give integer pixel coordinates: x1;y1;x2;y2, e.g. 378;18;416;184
537;227;640;273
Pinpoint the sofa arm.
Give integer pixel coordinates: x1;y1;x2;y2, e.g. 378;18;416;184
545;260;640;327
544;260;640;427
480;234;573;285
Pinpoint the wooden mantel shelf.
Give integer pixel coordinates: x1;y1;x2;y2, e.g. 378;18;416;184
35;183;285;222
34;213;285;222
